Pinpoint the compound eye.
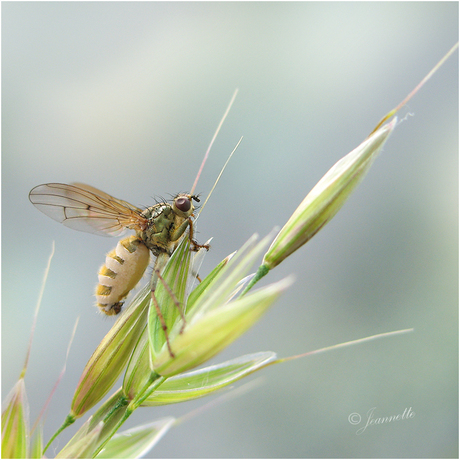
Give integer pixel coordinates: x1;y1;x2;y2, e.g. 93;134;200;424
175;196;191;213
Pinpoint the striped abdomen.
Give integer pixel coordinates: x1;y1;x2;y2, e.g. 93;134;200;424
96;235;150;315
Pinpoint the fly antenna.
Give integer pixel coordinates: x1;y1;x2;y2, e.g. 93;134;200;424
190;88;239;196
196;136;243;219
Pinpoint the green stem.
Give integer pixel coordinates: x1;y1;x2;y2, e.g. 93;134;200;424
130;372;166;409
241;264;270;296
92;372;165;458
102;394;128;423
92;406;134;458
42;414;75;455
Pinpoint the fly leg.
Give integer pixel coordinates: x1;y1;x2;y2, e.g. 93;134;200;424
154;269;187;334
169;217;210;252
150;293;175;358
186;218;209;286
187;217;210;252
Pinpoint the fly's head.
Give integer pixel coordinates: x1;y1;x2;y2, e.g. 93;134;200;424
172;194;200;218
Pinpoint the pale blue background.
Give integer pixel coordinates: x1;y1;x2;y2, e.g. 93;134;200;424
2;2;458;458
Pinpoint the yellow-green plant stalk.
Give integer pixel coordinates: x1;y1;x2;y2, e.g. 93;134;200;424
152;276;292;377
71;284;152;418
265;118;396;269
2;243;55;459
95;418;175;459
242;117;396;294
242;42;459;295
30;423;44;459
55;423;102;459
50;232;291;458
1;379;29;459
142;352;275;406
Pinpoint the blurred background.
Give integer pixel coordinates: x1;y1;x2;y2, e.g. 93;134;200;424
2;2;458;457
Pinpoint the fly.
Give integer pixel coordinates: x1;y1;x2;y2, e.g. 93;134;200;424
28;182;207;317
29;89;239;357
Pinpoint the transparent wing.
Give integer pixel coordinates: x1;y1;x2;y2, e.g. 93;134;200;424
29;183;148;237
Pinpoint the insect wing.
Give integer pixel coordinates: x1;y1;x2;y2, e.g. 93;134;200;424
29;183;147;237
